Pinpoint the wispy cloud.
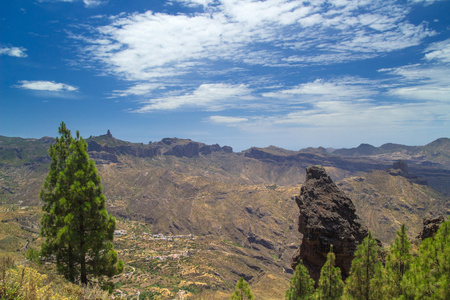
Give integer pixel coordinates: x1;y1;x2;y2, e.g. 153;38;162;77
37;0;75;2
72;0;447;147
83;0;107;8
174;0;215;7
80;0;434;84
215;99;450;139
208;115;249;124
263;78;377;102
111;83;163;97
408;0;445;6
380;38;450;102
0;46;27;58
133;83;252;113
14;80;78;92
425;38;450;63
37;0;107;7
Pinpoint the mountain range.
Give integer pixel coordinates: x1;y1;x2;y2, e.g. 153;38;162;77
0;132;449;299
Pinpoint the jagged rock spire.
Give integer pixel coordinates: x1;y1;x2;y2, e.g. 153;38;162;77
292;165;368;283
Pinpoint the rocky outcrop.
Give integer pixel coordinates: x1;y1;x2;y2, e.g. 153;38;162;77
292;166;368;283
417;215;445;241
388;161;428;185
87;138;233;160
88;151;119;164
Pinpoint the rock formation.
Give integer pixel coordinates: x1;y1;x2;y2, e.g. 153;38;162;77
87;137;233;160
388;160;428;185
417;215;445;241
292;165;368;283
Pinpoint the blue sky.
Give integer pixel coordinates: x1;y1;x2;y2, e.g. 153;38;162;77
1;0;449;151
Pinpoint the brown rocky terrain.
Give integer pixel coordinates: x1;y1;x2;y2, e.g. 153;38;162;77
338;167;450;244
1;133;449;298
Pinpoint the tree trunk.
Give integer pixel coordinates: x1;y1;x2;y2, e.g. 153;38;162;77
68;245;75;283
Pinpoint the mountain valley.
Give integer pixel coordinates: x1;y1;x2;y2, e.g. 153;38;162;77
0;133;449;299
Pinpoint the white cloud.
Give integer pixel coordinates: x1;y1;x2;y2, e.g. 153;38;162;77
112;83;162;97
382;64;450;102
263;78;376;101
134;83;252;112
388;86;450;101
80;0;433;83
83;0;107;7
208;115;249;124
37;0;75;2
14;80;78;92
0;47;27;58
425;38;450;63
380;39;450;102
283;53;377;65
175;0;215;7
231;99;450;137
408;0;445;6
36;0;106;7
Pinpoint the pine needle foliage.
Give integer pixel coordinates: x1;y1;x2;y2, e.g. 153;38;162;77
285;260;315;300
40;122;123;285
402;217;450;299
344;232;381;300
314;245;344;300
384;224;411;298
230;277;254;300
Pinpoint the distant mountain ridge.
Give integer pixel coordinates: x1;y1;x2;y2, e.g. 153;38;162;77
332;138;450;167
2;133;449;195
2;132;449;167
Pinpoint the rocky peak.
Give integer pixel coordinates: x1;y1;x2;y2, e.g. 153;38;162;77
305;165;332;181
107;129;113;138
292;165;368;283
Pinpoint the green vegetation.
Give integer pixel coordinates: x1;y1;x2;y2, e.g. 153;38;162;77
384;224;411;298
283;219;450;300
402;219;450;299
315;245;344;300
0;256;111;299
0;135;52;166
344;232;382;300
285;260;315;299
40;122;123;284
231;277;254;300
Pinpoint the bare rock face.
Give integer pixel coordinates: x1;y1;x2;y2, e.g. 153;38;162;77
292;166;368;283
417;215;445;241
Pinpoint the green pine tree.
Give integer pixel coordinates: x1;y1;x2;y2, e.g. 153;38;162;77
285;260;315;300
314;245;344;300
385;224;411;298
40;123;123;284
344;232;381;300
402;217;450;299
40;122;76;281
230;277;254;300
